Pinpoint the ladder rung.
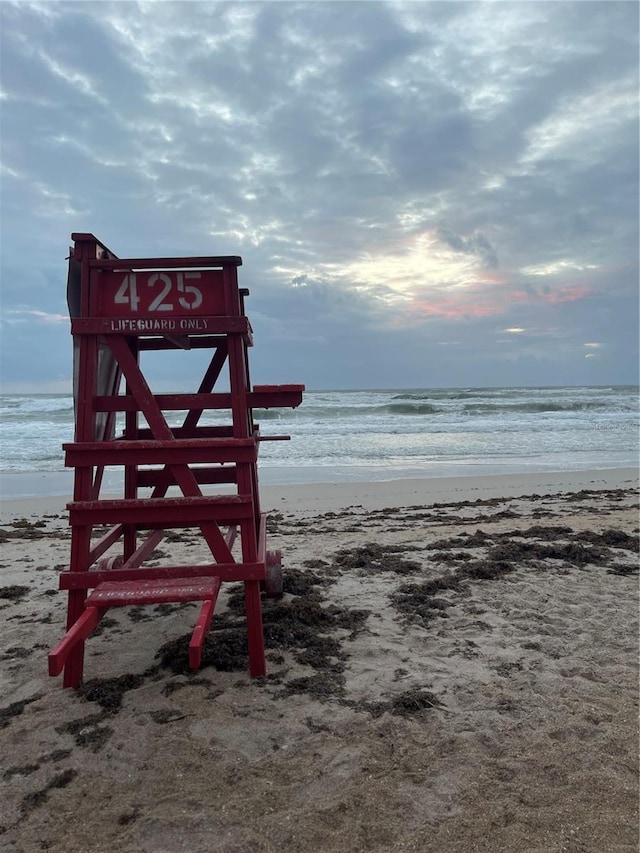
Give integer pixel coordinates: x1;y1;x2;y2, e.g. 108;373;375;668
58;562;266;589
68;495;254;527
64;438;257;467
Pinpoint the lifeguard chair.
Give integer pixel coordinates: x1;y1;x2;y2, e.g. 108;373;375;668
49;233;304;687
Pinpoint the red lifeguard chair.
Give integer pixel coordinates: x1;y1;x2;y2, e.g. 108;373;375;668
49;233;304;687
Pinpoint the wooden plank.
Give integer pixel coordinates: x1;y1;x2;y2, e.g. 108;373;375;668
71;232;119;259
257;513;267;564
250;389;304;409
163;334;191;350
65;438;256;451
224;525;238;551
88;524;124;565
93;389;303;411
253;384;305;393
68;495;253;528
244;580;266;678
72;317;250;337
64;439;258;467
86;577;220;607
137;426;234;439
138;335;229;351
136;466;237;490
93;393;232;411
59;561;265;589
89;256;242;269
121;529;165;570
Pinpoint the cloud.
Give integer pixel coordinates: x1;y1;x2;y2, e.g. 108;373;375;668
437;228;499;269
0;0;637;388
2;308;69;325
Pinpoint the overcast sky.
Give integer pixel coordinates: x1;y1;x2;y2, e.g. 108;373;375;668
1;0;638;392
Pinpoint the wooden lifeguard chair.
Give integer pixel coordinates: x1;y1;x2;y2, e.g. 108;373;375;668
49;233;304;687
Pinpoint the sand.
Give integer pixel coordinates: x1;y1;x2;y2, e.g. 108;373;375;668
0;468;638;852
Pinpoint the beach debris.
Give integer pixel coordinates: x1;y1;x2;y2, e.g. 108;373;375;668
76;673;146;711
0;585;30;603
20;769;77;816
56;712;114;752
333;543;422;575
0;692;44;730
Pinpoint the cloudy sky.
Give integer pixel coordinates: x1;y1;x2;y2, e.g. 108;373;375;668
1;0;638;392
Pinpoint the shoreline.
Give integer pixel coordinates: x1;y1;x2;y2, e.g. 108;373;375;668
259;466;639;516
1;465;637;523
2;459;639;496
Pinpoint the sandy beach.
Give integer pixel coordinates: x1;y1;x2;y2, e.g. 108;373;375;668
1;468;638;852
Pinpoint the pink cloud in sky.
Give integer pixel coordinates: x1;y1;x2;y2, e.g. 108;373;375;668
510;285;592;304
542;285;592;304
389;278;592;326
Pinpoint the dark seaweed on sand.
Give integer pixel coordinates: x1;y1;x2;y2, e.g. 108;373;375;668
158;623;249;674
0;518;63;543
343;687;444;718
391;574;462;624
391;526;632;626
4;750;73;782
56;712;114;752
157;594;369;680
20;769;77;816
0;692;43;730
486;539;610;566
499;525;574;539
574;528;639;552
0;585;31;603
333;543;422;575
156;565;370;704
425;530;492;550
278;670;345;701
385;688;443;716
282;566;335;595
76;673;146;711
608;564;639;576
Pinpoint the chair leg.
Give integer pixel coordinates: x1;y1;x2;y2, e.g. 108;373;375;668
244;580;266;677
50;607;102;679
189;583;220;669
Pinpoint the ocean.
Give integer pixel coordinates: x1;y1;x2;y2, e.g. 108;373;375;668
0;386;638;498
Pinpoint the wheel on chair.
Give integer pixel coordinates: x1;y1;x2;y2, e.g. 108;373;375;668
264;550;283;599
95;555;124;571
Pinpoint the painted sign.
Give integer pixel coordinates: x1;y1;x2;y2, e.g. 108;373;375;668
98;270;226;317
